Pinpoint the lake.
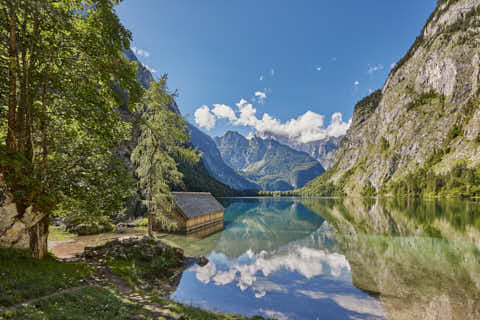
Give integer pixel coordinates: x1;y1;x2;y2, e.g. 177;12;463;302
168;197;480;320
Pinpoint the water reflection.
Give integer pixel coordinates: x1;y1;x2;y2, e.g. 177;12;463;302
170;198;480;320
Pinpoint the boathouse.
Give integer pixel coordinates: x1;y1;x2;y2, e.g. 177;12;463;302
156;192;224;235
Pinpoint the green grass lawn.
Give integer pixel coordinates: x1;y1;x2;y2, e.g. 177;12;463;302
48;226;76;241
0;286;153;320
0;248;92;307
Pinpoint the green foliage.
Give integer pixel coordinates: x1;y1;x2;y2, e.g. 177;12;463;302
1;286;153;320
298;165;346;197
406;89;445;111
447;125;463;141
0;0;143;256
352;90;383;123
383;162;480;198
380;137;390;152
175;159;236;197
48;226;75;241
0;248;92;307
361;181;377;197
106;246;180;287
64;214;115;235
131;78;199;231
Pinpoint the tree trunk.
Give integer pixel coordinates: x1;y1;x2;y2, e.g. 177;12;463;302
28;214;49;259
7;2;17;149
147;213;153;237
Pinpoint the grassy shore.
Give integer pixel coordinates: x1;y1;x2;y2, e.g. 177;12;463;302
0;246;267;320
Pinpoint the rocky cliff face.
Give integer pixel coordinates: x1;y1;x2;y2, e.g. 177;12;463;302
315;0;480;194
262;134;344;170
215;131;325;191
187;125;259;191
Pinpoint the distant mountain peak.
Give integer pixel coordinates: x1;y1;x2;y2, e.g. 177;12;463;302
215;131;325;191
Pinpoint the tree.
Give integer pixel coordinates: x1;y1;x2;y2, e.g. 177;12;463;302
0;0;142;258
131;77;199;237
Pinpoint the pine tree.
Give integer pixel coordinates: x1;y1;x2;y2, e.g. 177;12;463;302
131;77;199;236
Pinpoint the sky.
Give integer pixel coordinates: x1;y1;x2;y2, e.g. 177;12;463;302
117;0;436;143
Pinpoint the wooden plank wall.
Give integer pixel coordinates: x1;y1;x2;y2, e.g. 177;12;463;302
186;211;223;232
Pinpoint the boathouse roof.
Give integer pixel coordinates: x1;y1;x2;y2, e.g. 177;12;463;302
172;192;224;219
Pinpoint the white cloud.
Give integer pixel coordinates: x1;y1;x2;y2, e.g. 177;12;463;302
270;68;275;76
194;99;351;143
390;62;397;69
368;64;384;74
194;105;216;130
212;104;237;121
354;81;360;86
255;90;267;104
315;66;322;71
193;244;352;300
297;291;384;318
331;57;337;62
368;88;374;94
196;262;216;284
259;74;264;81
131;46;150;58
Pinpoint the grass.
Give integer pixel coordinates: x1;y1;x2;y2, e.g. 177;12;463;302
103;244;182;289
0;248;92;307
48;226;75;241
0;286;153;320
0;247;268;320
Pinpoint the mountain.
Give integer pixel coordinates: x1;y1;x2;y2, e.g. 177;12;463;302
187;124;260;191
303;0;480;197
215;131;325;191
258;132;344;170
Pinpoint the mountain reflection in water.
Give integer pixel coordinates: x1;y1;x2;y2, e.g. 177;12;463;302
169;198;480;320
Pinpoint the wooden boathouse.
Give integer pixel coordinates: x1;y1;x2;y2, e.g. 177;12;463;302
155;192;224;235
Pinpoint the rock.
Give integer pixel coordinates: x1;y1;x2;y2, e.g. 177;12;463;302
305;0;480;195
196;256;209;267
115;226;130;234
81;236;184;266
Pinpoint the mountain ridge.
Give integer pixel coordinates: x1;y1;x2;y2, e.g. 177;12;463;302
215;131;325;191
302;0;480;197
257;132;344;170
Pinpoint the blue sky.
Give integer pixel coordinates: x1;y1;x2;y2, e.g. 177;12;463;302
117;0;436;141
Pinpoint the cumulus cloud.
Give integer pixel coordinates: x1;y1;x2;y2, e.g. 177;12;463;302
354;81;360;86
212;104;237;121
297;290;384;318
331;57;337;62
131;46;150;58
255;90;267;104
194;99;351;143
193;244;352;300
315;66;322;71
194;105;216;130
259;74;264;81
270;68;275;76
368;64;384;74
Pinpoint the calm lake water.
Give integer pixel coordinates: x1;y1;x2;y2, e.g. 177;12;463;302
169;197;480;320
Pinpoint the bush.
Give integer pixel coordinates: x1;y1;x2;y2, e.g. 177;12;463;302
65;214;115;235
